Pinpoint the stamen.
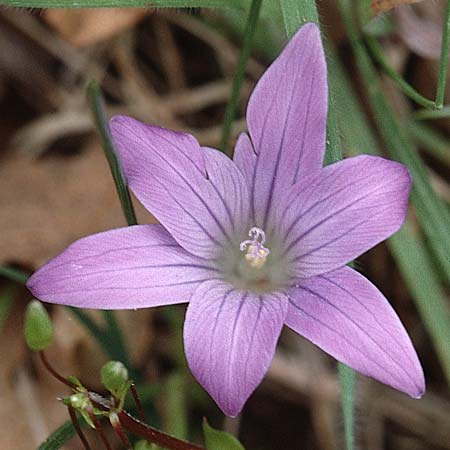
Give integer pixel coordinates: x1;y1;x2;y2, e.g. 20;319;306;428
240;227;270;269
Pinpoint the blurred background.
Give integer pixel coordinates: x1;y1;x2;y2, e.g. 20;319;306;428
1;1;450;449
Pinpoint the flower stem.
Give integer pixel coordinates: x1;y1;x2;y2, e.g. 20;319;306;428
130;383;146;423
68;407;92;450
118;411;205;450
436;0;450;108
39;351;77;389
365;36;437;110
110;412;133;450
219;0;263;153
88;409;114;450
338;363;355;450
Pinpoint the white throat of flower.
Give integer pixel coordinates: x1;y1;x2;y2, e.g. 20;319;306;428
239;227;270;269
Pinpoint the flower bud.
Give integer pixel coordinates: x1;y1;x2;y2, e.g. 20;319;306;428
24;300;53;351
101;360;129;397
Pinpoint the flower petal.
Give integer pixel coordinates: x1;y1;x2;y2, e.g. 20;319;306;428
285;266;425;398
184;279;288;416
242;23;327;229
27;225;218;309
110;116;249;259
232;132;256;190
277;155;411;278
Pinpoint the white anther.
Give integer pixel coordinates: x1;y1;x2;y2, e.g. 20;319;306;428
240;227;270;268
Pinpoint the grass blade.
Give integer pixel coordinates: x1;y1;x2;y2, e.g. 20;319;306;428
279;2;355;449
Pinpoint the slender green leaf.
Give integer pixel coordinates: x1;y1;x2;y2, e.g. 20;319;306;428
87;80;137;227
279;3;355;449
279;0;318;37
0;0;242;7
0;265;29;284
203;419;245;450
220;0;263;152
389;224;450;384
408;121;450;167
436;0;450;107
37;419;79;450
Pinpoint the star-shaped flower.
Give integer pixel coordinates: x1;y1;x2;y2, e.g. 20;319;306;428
28;23;424;417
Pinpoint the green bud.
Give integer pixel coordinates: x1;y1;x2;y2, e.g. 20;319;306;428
101;361;129;397
24;300;53;351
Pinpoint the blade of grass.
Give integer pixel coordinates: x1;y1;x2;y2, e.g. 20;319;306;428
436;0;450;108
87;80;140;377
87;80;137;227
37;418;81;450
0;265;29;284
407;121;450;167
389;224;450;382
279;3;354;449
219;0;263;152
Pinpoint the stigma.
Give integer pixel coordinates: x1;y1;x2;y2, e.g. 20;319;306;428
240;227;270;269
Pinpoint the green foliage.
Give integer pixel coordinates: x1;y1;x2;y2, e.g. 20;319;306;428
24;300;53;351
202;420;246;450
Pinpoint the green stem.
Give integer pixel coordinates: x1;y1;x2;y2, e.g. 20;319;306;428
219;0;263;152
0;265;29;284
413;105;450;120
279;2;355;449
436;0;450;108
86;80;137;226
365;36;438;110
338;364;355;450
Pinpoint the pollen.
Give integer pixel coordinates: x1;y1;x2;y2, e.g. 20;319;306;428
240;227;270;269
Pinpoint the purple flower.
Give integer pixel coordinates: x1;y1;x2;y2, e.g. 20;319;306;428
27;23;424;417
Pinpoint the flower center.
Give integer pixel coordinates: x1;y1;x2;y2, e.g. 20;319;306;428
239;227;270;269
219;226;291;293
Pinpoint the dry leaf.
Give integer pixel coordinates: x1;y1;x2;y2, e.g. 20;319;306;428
0;142;154;267
44;8;152;47
372;0;423;14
